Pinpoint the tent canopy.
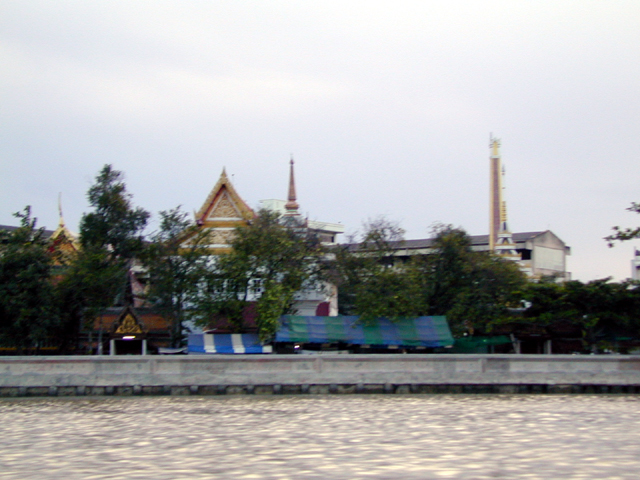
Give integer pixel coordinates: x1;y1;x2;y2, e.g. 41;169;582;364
188;333;272;354
276;315;453;348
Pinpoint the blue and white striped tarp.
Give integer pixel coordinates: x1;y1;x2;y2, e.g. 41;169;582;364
188;333;273;354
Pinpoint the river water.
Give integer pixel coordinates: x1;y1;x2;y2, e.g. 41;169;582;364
0;394;639;479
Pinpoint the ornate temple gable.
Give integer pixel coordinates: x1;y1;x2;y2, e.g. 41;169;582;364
207;190;242;220
195;169;254;225
48;228;80;265
49;225;79;249
183;169;255;254
112;306;145;338
48;197;80;264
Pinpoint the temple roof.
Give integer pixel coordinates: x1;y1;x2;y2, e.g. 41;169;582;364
194;168;254;224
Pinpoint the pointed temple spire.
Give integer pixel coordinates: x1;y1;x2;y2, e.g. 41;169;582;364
489;136;518;258
285;155;299;214
57;192;65;228
489;135;501;251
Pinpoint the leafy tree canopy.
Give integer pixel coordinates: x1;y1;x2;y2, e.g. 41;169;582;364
331;221;527;335
606;202;640;246
415;224;526;336
58;165;150;340
205;209;324;340
142;207;214;347
0;207;60;351
330;216;423;322
80;164;150;259
521;277;640;352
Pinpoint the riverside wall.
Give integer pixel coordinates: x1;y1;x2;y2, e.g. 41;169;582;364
1;354;640;397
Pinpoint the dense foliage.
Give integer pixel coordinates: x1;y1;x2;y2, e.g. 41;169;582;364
0;208;60;352
420;225;526;336
330;217;422;321
57;165;150;349
142;207;212;348
4;167;640;353
332;221;527;336
0;165;151;353
204;209;324;341
517;277;640;353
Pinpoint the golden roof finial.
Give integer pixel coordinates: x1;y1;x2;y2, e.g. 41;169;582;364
490;134;501;158
58;192;65;228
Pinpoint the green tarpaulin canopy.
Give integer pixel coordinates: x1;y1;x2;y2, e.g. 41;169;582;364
276;315;454;348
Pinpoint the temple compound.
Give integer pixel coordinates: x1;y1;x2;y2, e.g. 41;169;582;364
182;158;344;317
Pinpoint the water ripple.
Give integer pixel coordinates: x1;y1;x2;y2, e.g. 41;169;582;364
1;395;639;479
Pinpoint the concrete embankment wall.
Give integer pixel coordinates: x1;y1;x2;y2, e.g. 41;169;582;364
1;354;640;397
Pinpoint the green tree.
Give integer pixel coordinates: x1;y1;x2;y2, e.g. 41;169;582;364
522;277;640;353
255;281;295;342
80;165;150;258
0;207;60;352
205;209;324;340
57;165;149;350
606;202;640;245
419;224;526;336
330;217;424;321
143;207;213;348
445;251;526;335
420;225;475;319
331;221;526;335
55;245;124;351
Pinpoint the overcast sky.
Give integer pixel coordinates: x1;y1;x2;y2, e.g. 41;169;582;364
1;1;639;282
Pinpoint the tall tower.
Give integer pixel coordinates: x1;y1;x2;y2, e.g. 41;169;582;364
284;156;300;216
281;156;307;232
489;136;501;251
489;136;518;258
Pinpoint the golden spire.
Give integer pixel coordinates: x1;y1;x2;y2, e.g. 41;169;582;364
58;192;65;228
491;136;500;158
489;137;518;258
489;135;501;251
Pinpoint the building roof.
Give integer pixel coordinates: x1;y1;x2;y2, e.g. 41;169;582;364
194;168;254;224
398;231;547;249
346;231;563;252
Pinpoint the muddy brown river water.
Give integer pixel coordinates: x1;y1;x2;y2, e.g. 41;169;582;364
1;394;639;479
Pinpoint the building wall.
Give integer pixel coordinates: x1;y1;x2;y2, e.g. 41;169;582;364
524;231;571;279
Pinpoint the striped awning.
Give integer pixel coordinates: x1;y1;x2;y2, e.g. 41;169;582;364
188;333;273;354
275;315;453;348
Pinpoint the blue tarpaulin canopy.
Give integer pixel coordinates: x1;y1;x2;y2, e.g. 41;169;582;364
275;315;453;348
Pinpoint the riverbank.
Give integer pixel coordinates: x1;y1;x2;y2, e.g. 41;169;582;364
1;354;640;397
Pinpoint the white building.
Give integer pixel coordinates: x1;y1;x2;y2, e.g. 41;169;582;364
386;230;571;280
